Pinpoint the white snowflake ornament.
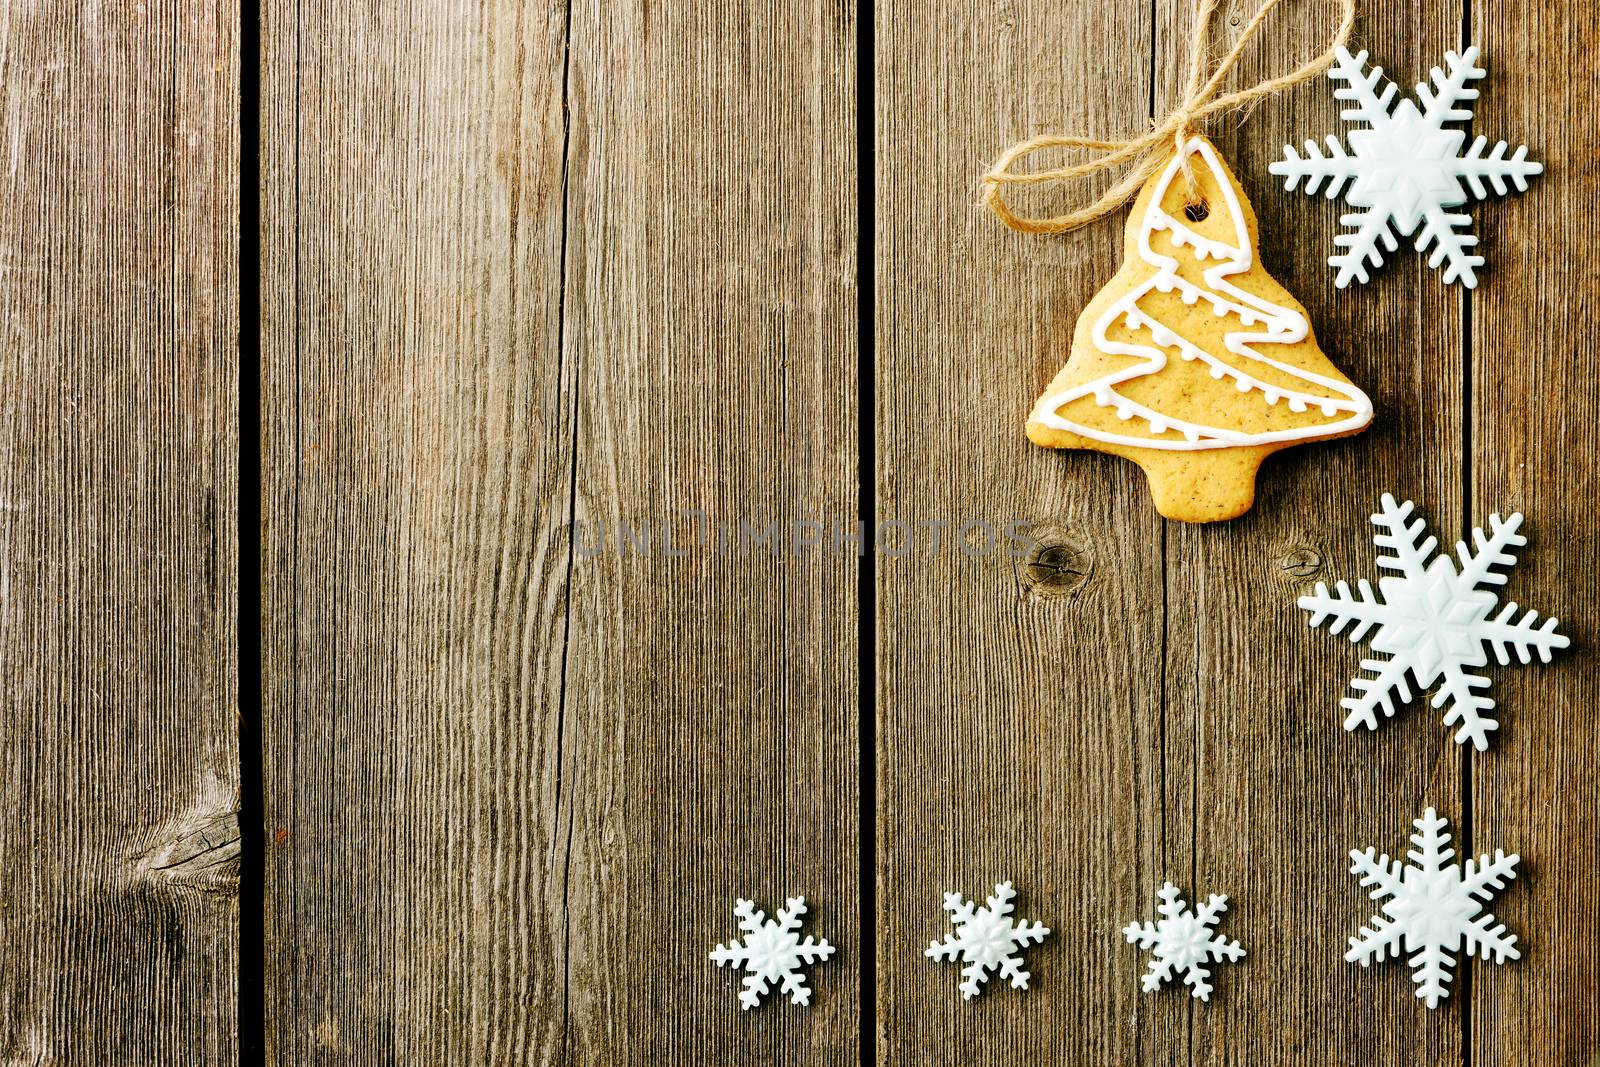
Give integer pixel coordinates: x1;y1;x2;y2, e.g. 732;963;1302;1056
709;896;835;1009
925;880;1050;999
1122;882;1245;1001
1270;45;1542;287
1300;494;1567;750
1347;807;1521;1008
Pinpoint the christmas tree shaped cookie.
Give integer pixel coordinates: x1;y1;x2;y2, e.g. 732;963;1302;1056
1027;136;1372;522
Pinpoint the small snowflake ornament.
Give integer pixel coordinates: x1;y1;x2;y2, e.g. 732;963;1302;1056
1300;494;1568;750
1347;807;1521;1008
925;880;1050;999
1270;45;1542;287
1122;882;1245;1001
709;896;835;1009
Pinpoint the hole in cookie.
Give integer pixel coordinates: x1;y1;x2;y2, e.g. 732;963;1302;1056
1183;200;1210;223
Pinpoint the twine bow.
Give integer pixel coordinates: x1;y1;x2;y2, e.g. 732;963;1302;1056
981;0;1357;235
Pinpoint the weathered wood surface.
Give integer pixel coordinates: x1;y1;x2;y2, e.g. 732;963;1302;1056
877;1;1167;1061
1470;3;1600;1063
11;0;1598;1061
0;0;241;1063
1166;4;1465;1063
262;0;856;1063
880;1;1596;1065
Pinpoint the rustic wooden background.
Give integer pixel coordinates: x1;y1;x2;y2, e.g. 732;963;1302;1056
1;0;1595;1063
0;0;241;1063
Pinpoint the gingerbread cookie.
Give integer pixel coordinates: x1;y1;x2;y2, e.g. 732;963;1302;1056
1026;136;1372;522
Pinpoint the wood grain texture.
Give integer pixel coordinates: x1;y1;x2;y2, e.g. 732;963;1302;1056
262;0;857;1062
0;0;240;1063
11;0;1581;1061
1470;2;1600;1062
1168;3;1466;1064
877;0;1170;1060
560;2;858;1061
261;0;576;1059
877;0;1591;1063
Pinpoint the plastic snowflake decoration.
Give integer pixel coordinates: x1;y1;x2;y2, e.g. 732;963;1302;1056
1122;882;1245;1001
925;880;1050;999
1270;45;1542;287
1299;494;1568;750
1347;807;1521;1008
709;896;834;1009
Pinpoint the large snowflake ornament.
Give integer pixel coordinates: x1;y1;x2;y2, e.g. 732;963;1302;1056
925;880;1050;999
1270;45;1542;287
709;896;835;1009
1122;882;1245;1001
1299;494;1568;750
1347;807;1521;1008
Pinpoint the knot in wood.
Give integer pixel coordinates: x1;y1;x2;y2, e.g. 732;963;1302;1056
1276;544;1323;578
134;803;241;897
1022;528;1093;598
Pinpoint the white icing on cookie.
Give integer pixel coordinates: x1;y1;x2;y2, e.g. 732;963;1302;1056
1033;138;1373;451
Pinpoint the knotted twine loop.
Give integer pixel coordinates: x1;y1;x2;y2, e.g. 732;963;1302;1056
981;0;1357;235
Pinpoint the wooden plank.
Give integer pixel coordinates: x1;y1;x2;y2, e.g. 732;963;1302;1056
259;0;582;1057
0;0;240;1062
1470;3;1600;1062
879;0;1514;1062
260;0;576;1058
262;0;857;1060
1167;3;1468;1064
876;0;1173;1059
557;1;859;1058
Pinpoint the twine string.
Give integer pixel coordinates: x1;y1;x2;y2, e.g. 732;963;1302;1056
981;0;1357;235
